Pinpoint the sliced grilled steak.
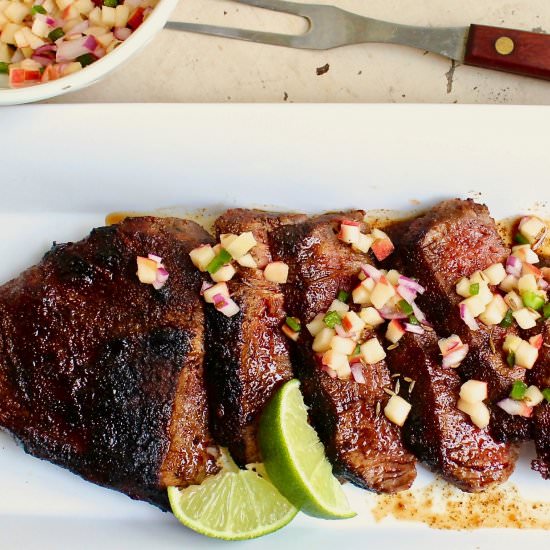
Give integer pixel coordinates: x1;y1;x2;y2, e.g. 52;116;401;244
204;209;304;466
527;320;550;479
388;199;530;442
386;331;516;491
0;217;219;509
271;212;417;493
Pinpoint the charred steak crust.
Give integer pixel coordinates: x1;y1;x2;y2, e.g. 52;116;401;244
388;199;530;443
528;320;550;479
270;211;417;493
0;217;219;509
204;210;303;465
386;331;516;492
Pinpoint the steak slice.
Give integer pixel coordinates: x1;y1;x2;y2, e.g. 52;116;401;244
271;211;417;493
388;199;530;442
528;320;550;479
386;331;516;491
0;217;219;509
204;209;304;466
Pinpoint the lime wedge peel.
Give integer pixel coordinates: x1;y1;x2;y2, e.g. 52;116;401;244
259;379;356;520
168;469;297;541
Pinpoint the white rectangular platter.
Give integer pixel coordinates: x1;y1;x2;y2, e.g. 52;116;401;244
0;104;549;549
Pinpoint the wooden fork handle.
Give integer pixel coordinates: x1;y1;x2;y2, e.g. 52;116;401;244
464;24;550;81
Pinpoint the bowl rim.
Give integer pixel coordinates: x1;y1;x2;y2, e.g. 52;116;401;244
0;0;179;106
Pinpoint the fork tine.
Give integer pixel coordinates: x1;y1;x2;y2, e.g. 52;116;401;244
164;21;309;49
232;0;312;18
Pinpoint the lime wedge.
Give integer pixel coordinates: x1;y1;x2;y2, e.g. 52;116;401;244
167;466;298;541
258;379;356;519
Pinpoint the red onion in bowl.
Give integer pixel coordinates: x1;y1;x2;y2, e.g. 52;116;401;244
114;27;132;41
56;35;97;62
506;255;522;278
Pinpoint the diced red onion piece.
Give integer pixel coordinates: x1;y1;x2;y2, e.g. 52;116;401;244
94;46;106;59
114;27;132;41
506;255;522;278
378;306;407;320
45;16;57;26
441;344;469;368
351;364;366;384
539;278;549;290
335;324;354;338
396;284;416;304
361;263;382;282
459;303;479;331
404;323;424;335
411;301;429;325
200;281;213;295
156;267;169;282
398;275;425;295
56;35;97;62
34;43;56;56
148;253;162;265
497;398;533;418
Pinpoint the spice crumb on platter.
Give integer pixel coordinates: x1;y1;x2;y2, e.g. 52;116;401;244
370;478;550;530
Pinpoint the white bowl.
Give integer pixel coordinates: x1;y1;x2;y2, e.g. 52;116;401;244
0;0;179;106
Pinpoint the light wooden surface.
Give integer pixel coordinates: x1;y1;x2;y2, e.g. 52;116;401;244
48;0;550;103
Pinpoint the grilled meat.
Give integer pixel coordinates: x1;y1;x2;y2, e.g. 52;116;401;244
0;217;219;510
386;331;516;491
388;199;530;443
528;320;550;478
204;209;304;465
271;212;417;493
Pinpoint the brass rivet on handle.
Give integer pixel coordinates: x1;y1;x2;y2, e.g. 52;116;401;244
495;36;515;55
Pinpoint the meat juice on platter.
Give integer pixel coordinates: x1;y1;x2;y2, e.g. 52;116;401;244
0;198;549;533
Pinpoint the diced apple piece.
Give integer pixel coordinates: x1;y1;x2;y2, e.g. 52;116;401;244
385;319;405;344
351;284;371;305
0;42;10;63
460;295;486;318
114;3;130;27
203;282;230;304
384;395;411;427
457;399;490;429
352;233;374;253
335;361;352;380
342;311;365;334
4;2;30;23
264;262;289;284
515;340;539;369
330;335;356;355
328;299;349;317
529;334;543;350
339;220;361;244
88;6;101;25
456;277;471;298
237;253;257;268
504;290;523;311
522;262;543;279
282;324;299;342
136;256;157;284
499;274;518;293
210;264;236;283
479;294;508;326
512;244;539;264
359;307;384;327
13;29;28;48
75;0;95;14
503;336;522;356
189;244;216;272
524;385;544;407
96;32;114;48
438;334;463;356
224;231;257;260
513;307;539;330
360;337;386;365
312;327;336;353
497;398;533;417
371;237;395;261
1;22;20;45
370;277;396;309
322;349;350;371
483;263;506;285
518;274;538;294
459;380;487;404
384;269;400;287
306;313;325;337
519;216;547;246
219;233;237;248
101;5;116;27
477;282;493;306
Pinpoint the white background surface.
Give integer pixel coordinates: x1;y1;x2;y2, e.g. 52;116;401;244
0;104;549;549
45;0;550;104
